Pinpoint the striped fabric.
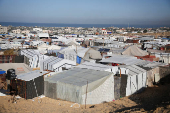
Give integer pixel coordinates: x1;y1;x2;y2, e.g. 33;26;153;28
0;55;13;63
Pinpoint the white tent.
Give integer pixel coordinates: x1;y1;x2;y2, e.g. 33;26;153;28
37;43;50;54
48;45;61;50
40;56;76;72
119;65;147;96
76;62;129;74
100;54;142;65
122;45;148;56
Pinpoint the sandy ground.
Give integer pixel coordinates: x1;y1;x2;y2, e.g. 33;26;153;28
0;75;170;113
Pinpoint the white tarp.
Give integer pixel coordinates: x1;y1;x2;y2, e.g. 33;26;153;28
119;65;147;96
100;54;142;65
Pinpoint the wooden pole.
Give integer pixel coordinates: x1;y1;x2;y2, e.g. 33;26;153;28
120;69;121;77
85;81;88;109
103;38;104;48
76;45;77;54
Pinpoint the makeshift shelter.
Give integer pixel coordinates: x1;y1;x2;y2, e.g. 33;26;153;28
122;45;148;56
66;40;80;46
100;54;142;65
136;61;170;86
38;33;49;39
37;43;50;54
58;47;102;64
21;49;48;68
118;65;147;97
0;55;14;63
83;48;102;60
44;68;115;104
47;45;61;54
10;70;47;99
75;62;129;100
76;62;129;74
40;56;76;72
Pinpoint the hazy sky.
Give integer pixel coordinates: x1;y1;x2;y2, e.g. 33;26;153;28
0;0;170;25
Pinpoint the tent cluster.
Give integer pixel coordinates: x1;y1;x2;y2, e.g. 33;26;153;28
0;34;170;105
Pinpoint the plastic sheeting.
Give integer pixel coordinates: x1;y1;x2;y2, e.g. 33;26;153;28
44;68;114;104
76;56;81;64
100;54;142;65
119;65;147;96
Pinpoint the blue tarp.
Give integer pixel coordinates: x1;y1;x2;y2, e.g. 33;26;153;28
162;38;170;40
98;48;110;52
57;53;64;59
25;42;30;45
0;69;6;74
76;56;81;64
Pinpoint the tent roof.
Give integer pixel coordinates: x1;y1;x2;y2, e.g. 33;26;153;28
99;54;142;65
98;48;110;52
45;68;112;86
38;33;49;37
38;43;49;48
0;63;32;75
119;65;146;76
122;45;148;56
17;70;48;81
48;45;61;50
85;48;102;59
76;62;117;71
135;60;168;68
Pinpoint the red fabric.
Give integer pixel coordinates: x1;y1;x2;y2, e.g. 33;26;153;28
112;63;119;66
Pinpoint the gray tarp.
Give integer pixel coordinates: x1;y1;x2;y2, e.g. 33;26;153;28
44;68;113;104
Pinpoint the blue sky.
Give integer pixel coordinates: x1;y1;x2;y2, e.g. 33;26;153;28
0;0;170;25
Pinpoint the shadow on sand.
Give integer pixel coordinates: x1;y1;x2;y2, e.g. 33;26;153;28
113;74;170;112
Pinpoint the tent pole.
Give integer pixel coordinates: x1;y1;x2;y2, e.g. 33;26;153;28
120;69;121;77
85;81;88;109
76;45;77;54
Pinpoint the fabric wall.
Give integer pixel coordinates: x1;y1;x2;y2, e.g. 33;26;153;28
114;76;121;100
0;55;13;63
81;75;114;104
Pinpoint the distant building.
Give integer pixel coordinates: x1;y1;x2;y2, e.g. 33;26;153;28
85;30;94;35
43;30;53;33
21;30;30;34
12;29;21;34
33;28;43;32
38;33;49;39
0;26;7;34
102;28;107;35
